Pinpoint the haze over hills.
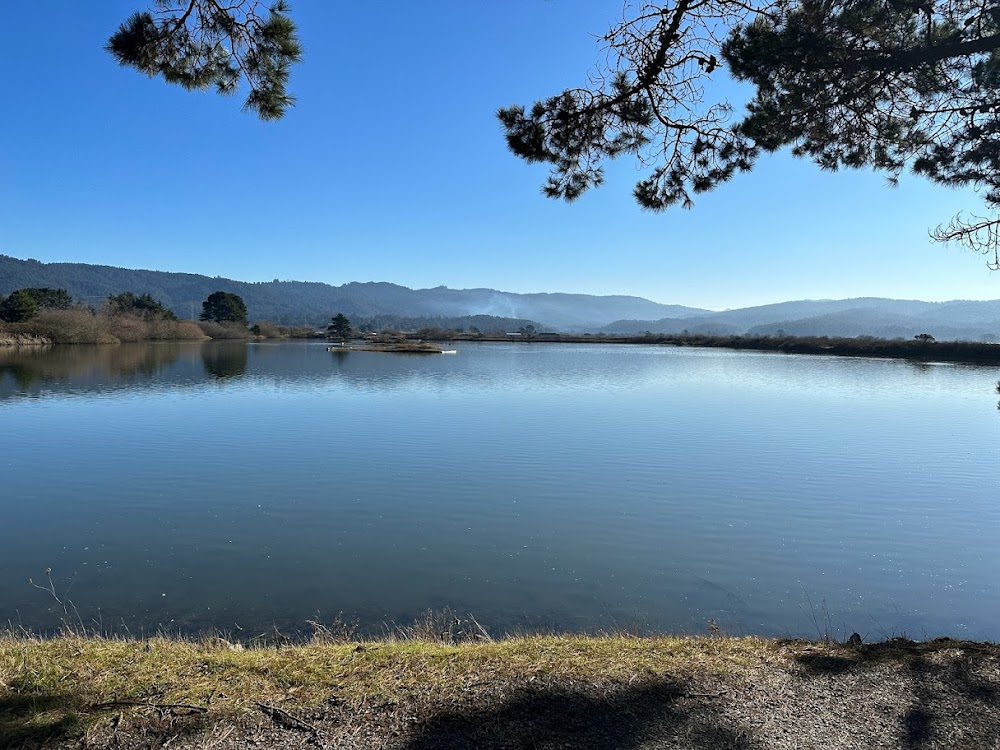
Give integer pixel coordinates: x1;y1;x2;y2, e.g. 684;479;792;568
3;254;1000;340
601;297;1000;341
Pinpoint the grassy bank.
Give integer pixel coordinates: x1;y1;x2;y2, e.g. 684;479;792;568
2;631;997;749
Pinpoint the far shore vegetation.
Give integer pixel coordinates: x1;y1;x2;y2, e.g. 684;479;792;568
0;288;315;346
5;292;1000;365
445;330;1000;364
375;327;1000;365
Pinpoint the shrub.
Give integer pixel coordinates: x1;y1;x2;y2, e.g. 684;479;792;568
252;321;282;338
107;314;149;342
198;320;254;339
278;325;319;338
27;309;117;344
148;319;206;340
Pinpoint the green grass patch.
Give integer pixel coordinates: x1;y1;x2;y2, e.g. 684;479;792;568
0;632;777;741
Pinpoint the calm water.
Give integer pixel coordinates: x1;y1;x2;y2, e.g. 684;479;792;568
1;341;998;639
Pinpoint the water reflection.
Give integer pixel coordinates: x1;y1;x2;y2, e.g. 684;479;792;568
201;342;249;379
3;341;1000;406
0;343;196;400
2;341;1000;639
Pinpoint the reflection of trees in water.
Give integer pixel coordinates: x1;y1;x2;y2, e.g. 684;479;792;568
0;343;198;400
8;344;1000;410
201;342;248;379
0;340;540;403
0;360;42;391
0;341;250;401
233;343;748;393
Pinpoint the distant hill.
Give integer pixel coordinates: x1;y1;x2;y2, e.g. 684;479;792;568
601;297;1000;341
0;255;705;330
5;254;1000;339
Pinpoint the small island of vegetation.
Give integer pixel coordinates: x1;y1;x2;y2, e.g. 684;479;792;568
328;342;458;354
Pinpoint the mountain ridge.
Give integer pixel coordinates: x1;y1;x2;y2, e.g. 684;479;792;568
601;297;1000;341
3;254;1000;339
0;255;705;329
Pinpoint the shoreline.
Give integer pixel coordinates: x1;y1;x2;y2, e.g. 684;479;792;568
0;333;53;346
444;332;1000;365
6;331;1000;366
2;631;997;748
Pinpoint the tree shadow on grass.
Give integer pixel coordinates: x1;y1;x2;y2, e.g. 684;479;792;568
0;691;214;750
0;693;82;749
395;678;761;750
791;638;1000;750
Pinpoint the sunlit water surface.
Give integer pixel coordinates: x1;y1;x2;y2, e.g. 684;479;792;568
1;341;997;639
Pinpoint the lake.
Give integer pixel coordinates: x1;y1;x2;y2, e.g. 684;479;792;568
1;341;998;640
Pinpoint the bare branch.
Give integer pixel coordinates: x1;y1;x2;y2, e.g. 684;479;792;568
932;214;1000;269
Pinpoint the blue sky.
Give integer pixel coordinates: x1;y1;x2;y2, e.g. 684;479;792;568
1;1;997;310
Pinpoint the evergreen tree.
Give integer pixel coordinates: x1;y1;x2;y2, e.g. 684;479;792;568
327;312;352;339
0;290;40;323
107;1;302;120
107;291;178;320
21;288;72;310
499;0;1000;265
201;291;248;325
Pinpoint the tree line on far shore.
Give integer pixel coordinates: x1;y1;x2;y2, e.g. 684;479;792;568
1;284;551;345
0;288;318;344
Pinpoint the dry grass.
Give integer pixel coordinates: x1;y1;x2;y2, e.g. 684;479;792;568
98;313;207;342
197;321;253;339
0;631;773;739
251;320;283;338
276;324;319;338
0;310;207;344
24;309;118;344
2;631;998;749
0;631;773;706
143;317;206;341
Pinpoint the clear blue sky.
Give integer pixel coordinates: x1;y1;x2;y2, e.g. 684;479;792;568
2;1;997;310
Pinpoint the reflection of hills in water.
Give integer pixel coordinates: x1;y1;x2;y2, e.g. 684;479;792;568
1;341;648;401
2;340;976;404
223;342;739;393
0;342;445;401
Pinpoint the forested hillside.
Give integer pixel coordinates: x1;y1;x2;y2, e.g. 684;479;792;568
5;255;1000;338
0;256;698;329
